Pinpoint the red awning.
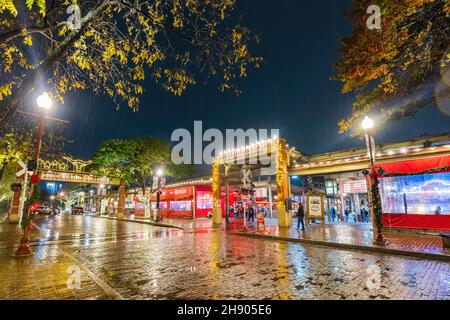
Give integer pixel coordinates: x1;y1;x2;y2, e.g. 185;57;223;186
380;155;450;174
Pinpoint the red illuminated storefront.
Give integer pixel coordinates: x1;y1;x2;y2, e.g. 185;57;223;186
379;155;450;231
132;183;278;219
134;184;228;218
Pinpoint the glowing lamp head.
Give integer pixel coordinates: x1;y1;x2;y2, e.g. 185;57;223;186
361;116;374;131
37;92;53;110
156;168;164;177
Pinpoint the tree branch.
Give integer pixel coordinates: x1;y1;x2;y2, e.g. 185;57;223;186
0;1;116;126
0;26;51;46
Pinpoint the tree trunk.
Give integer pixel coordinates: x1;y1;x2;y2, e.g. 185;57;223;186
0;1;114;126
0;161;7;183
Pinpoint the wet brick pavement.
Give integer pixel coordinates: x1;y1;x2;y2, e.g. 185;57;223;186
66;229;450;300
1;214;449;300
0;251;111;300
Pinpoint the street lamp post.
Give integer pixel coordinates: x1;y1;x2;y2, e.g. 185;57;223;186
154;168;164;222
224;164;230;227
362;116;387;245
15;93;52;257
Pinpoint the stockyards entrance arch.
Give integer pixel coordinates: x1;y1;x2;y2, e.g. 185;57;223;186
8;156;125;223
211;138;296;228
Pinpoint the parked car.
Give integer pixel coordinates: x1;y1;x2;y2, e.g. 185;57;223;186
35;204;61;215
71;207;84;215
35;205;53;215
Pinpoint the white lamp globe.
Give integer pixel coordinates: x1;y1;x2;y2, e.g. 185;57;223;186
361;116;374;130
37;92;52;110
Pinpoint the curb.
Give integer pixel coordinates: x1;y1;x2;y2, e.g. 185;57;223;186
233;232;450;262
92;215;185;230
62;251;124;300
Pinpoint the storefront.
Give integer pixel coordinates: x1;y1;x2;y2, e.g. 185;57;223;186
379;155;450;231
131;183;228;218
307;173;370;222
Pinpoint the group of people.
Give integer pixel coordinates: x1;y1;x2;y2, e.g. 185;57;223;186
329;206;371;223
229;203;268;223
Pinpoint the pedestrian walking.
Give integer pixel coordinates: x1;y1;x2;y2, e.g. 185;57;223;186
344;207;350;222
330;206;337;222
296;203;305;231
360;207;367;223
248;206;255;223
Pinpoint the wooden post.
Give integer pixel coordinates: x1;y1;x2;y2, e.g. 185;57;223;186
117;179;125;218
276;139;291;228
212;161;222;227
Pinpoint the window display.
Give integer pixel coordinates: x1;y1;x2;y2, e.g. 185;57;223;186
325;180;338;196
151;202;168;210
380;172;450;215
196;191;213;210
170;201;192;211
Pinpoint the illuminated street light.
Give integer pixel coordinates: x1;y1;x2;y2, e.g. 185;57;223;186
156;168;164;177
50;196;55;200
15;92;54;256
361;116;374;131
37;92;53;110
361;115;386;245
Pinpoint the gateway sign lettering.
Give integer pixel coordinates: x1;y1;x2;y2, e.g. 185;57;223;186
40;171;120;185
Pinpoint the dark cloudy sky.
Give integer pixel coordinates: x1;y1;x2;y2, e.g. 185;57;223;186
48;0;450;161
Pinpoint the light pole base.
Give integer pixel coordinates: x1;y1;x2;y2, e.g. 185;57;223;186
373;240;389;246
14;243;33;257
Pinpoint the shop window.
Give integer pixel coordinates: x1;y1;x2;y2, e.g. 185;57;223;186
196;192;213;210
325;180;338;196
151;202;168;210
380;172;450;215
170;201;192;211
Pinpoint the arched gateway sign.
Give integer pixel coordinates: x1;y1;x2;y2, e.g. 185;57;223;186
211;138;292;228
39;171;120;185
9;156;125;223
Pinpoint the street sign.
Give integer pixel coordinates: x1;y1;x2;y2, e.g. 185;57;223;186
240;167;253;188
15;160;28;177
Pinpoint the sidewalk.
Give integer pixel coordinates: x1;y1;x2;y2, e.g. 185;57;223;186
233;222;450;261
90;214;450;261
0;243;118;300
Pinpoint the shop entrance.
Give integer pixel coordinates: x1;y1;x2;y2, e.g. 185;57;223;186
211;138;291;228
304;172;372;224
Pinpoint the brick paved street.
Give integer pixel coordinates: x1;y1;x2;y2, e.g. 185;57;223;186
0;214;449;300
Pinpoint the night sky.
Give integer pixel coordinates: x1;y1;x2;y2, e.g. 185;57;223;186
48;0;450;162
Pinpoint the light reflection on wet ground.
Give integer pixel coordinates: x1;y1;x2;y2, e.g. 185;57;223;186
1;214;449;300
